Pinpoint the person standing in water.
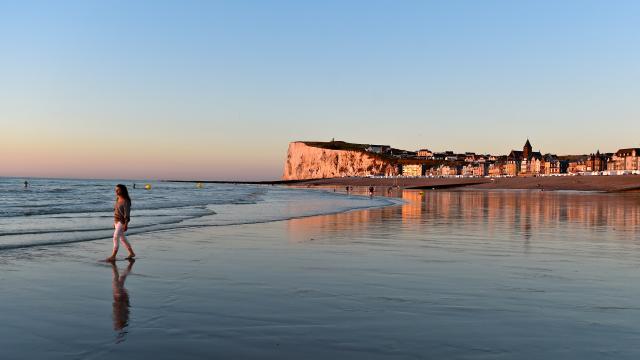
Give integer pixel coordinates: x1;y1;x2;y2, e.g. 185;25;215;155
24;180;28;188
107;184;135;261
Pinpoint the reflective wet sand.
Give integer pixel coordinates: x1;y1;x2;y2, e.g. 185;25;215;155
2;190;640;359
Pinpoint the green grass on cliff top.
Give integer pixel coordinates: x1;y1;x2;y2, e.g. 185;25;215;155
301;141;370;151
301;141;397;162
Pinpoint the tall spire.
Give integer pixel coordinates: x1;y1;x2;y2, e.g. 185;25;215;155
523;138;532;158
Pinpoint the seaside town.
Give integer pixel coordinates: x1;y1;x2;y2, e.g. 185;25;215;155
367;139;640;177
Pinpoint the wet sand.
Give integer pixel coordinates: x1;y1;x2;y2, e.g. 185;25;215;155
3;190;640;359
291;175;640;192
468;175;640;192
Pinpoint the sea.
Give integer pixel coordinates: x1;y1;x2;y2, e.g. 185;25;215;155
4;178;640;358
0;177;395;251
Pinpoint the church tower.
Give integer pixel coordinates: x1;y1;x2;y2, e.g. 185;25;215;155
523;139;532;159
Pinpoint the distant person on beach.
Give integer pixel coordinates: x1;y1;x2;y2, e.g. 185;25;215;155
132;183;136;189
345;186;350;193
24;180;28;188
369;186;374;196
107;184;135;262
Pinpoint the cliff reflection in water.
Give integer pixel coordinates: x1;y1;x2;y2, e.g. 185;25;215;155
287;190;640;245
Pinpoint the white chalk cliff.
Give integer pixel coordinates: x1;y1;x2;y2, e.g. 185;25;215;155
282;142;398;180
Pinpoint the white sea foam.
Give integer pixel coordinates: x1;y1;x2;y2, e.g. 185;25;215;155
0;178;396;250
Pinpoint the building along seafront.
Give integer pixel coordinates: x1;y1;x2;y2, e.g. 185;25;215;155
394;139;640;178
607;148;640;173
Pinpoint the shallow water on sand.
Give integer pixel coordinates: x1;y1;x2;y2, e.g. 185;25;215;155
0;178;394;250
2;190;640;359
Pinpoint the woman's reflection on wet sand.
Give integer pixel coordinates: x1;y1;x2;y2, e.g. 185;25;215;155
111;259;134;343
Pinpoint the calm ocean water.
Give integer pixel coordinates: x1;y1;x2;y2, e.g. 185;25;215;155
0;178;395;250
3;185;640;358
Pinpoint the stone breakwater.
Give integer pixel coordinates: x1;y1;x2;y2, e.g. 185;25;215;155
282;142;398;180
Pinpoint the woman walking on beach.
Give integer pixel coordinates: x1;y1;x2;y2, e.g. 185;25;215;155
107;184;135;262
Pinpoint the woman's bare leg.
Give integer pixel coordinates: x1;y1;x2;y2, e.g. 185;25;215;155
119;229;135;259
107;222;121;261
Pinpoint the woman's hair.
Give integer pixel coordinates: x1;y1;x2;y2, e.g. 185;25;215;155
115;184;131;204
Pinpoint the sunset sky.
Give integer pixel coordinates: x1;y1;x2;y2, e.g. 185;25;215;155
2;1;639;180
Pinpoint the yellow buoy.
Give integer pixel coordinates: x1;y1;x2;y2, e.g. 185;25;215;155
144;184;152;190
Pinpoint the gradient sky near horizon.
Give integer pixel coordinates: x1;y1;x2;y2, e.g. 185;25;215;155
1;1;639;180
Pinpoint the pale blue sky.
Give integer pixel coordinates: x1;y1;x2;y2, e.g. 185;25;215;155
1;1;639;180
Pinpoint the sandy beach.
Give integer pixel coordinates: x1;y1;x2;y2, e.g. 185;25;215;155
3;189;640;359
287;174;640;192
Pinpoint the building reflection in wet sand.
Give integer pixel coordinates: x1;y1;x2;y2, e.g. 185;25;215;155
111;260;134;343
287;190;640;245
